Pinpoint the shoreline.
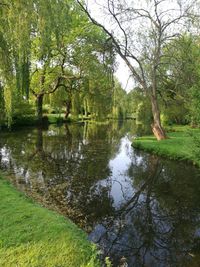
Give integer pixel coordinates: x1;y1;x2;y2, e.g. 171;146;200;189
132;125;200;167
0;174;100;267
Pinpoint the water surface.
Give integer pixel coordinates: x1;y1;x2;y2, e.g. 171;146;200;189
0;121;200;267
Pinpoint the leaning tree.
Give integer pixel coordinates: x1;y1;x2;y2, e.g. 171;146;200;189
77;0;198;140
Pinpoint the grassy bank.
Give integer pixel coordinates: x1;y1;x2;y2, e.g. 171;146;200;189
133;125;200;166
0;114;89;129
0;175;100;267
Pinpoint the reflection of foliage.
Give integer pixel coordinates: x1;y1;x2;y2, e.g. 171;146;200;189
1;122;200;266
0;122;131;228
187;130;200;163
92;149;200;266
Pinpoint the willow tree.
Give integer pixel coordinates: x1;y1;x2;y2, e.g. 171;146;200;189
28;0;76;122
30;0;114;122
77;0;198;140
0;0;85;124
0;0;35;126
74;38;114;119
56;20;115;120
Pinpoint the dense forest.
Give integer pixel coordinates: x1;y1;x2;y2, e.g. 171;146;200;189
0;0;200;135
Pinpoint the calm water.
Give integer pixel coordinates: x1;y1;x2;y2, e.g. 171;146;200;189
1;121;200;267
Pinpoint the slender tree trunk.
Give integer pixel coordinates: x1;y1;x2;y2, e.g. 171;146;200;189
65;99;71;119
36;94;44;124
84;99;88;117
150;95;167;140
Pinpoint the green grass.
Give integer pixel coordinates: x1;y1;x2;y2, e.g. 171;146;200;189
133;125;200;166
0;175;100;267
46;114;66;124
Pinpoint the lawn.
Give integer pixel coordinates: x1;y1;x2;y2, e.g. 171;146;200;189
0;175;100;267
133;125;200;166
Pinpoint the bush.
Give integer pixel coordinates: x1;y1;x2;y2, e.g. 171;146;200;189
187;130;200;162
13;115;38;126
47;114;65;124
13;100;35;118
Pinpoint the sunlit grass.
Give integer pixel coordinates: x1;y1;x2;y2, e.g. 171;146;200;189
0;176;100;267
133;125;200;166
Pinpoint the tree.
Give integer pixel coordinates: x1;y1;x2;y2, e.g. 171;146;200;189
161;35;200;126
77;0;198;140
28;0;83;123
0;0;115;126
112;79;127;119
67;25;115;120
0;0;34;126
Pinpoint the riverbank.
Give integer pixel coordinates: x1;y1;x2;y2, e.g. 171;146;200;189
133;125;200;167
0;175;100;267
0;114;90;130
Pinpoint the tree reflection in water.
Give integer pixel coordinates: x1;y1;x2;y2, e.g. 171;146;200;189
0;121;200;266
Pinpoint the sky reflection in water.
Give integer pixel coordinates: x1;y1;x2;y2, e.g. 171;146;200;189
0;121;200;267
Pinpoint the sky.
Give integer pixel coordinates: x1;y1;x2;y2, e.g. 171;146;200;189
85;0;197;92
115;56;134;92
87;0;135;92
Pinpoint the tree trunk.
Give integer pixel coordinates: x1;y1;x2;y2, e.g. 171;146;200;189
84;99;88;117
151;95;167;140
36;94;44;124
65;99;71;119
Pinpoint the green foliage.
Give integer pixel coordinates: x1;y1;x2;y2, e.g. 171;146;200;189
161;101;188;126
188;85;200;125
0;0;115;125
2;2;200;130
13;99;35;117
71;91;81;119
47;114;66;124
112;80;127;119
136;100;152;125
0;84;5;125
4;84;13;127
105;257;113;267
0;175;100;267
12;115;38;127
187;130;200;162
160;35;200;126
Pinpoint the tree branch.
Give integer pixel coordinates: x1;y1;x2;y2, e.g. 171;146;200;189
76;0;147;89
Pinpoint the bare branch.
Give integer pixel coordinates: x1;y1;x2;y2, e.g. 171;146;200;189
77;0;147;89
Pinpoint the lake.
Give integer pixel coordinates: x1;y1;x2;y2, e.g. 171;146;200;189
0;121;200;267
